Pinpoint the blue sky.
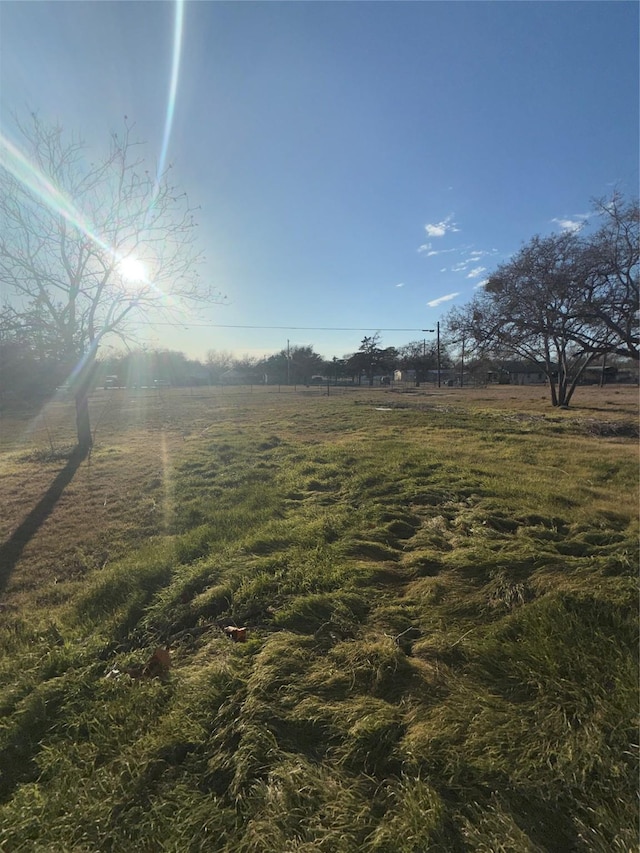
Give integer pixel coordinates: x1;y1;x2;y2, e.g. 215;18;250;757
1;1;638;361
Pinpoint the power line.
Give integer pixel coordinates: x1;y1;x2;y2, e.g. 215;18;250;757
136;322;428;331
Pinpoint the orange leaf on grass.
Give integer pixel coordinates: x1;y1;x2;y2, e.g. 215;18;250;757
223;626;247;643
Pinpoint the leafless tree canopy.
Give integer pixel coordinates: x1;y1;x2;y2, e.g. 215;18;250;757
0;114;219;363
0;113;223;448
445;194;638;407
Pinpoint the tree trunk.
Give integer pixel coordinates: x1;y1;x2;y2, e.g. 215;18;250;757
543;359;558;406
557;370;568;407
73;352;98;452
565;353;599;407
600;354;607;388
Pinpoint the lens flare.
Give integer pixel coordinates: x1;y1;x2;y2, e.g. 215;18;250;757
156;0;185;189
0;133;109;254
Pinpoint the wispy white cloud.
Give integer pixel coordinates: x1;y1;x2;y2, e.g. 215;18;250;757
552;214;588;232
440;248;500;273
467;266;487;279
395;282;405;288
417;242;432;254
425;247;459;257
424;214;459;238
427;292;459;308
474;279;489;289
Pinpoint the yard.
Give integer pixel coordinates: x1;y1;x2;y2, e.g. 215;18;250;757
0;383;637;851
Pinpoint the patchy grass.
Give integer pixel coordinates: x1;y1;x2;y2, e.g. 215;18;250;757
0;384;637;851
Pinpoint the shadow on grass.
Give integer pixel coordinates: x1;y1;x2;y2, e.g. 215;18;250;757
0;446;87;593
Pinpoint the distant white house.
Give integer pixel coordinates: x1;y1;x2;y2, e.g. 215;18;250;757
394;368;458;385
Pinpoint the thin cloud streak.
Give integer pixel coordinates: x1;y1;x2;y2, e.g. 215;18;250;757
467;266;487;278
427;292;459;308
424;247;459;257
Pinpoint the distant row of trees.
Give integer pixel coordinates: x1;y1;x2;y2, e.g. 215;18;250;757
92;338;636;393
2;308;636;406
80;337;447;390
0;328;453;402
444;194;638;406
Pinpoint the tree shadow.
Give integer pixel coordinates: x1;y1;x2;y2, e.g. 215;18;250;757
0;446;87;594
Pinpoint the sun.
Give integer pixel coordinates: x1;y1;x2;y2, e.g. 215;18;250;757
118;256;148;283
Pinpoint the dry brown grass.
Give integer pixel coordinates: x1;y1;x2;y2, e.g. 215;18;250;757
387;381;639;422
0;382;636;609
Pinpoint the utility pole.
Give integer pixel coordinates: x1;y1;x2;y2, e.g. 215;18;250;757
421;328;435;387
437;321;441;388
287;339;290;386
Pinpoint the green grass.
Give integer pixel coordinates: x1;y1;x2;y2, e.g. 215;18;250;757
0;388;637;851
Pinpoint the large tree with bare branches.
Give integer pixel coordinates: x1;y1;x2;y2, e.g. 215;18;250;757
446;231;609;407
0;113;221;450
445;194;638;407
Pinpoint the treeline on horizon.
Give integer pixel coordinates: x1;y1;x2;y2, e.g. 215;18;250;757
0;332;451;400
1;328;637;406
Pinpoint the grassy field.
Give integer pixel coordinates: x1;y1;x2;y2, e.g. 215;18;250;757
0;383;637;851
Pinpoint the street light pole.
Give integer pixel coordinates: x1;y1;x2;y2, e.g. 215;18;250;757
437;321;441;388
421;328;435;387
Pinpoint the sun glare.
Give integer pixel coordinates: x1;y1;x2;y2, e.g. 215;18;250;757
119;256;148;283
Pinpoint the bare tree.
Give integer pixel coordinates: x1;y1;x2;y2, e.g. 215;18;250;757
0;113;223;450
450;232;612;406
205;349;235;384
